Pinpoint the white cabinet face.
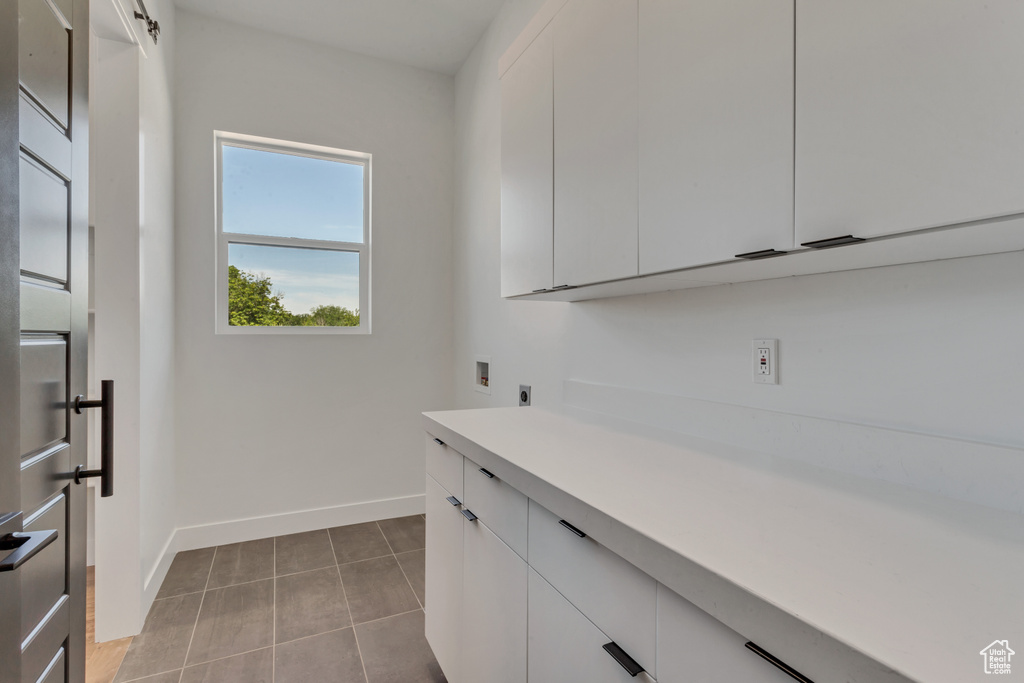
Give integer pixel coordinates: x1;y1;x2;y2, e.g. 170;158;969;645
462;518;528;683
424;475;463;683
657;585;798;682
638;0;794;274
501;26;554;297
553;0;639;287
796;0;1024;243
425;435;464;499
528;568;655;683
463;458;529;559
527;501;657;676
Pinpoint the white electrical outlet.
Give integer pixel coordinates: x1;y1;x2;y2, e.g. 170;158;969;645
753;339;778;384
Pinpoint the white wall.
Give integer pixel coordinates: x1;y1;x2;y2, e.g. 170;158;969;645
174;11;455;546
453;1;1024;449
90;0;178;641
137;0;178;605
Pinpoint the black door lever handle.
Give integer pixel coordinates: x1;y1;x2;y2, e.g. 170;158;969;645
0;529;58;572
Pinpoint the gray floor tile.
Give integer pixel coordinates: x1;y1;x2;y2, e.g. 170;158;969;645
330;522;392;564
179;647;273;683
377;516;425;554
275;629;366;683
276;567;351;643
114;592;203;682
156;548;215;599
275;529;336;575
207;538;274;589
185;579;274;666
125;672;184;683
357;611;445;683
395;549;425;607
338;556;420;625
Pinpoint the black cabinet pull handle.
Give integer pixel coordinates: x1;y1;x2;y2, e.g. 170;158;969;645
735;248;787;260
433;438;444;446
800;235;864;249
558;519;586;538
446;496;461;507
478;468;495;479
0;529;58;573
461;509;478;522
73;379;115;497
602;642;644;677
745;643;815;683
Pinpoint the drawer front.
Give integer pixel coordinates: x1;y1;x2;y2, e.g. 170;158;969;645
658;584;798;682
528;568;655;683
528;500;657;676
424;475;464;683
462;519;528;683
463;457;528;559
425;433;463;499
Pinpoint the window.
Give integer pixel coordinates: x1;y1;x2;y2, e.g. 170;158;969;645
215;132;370;334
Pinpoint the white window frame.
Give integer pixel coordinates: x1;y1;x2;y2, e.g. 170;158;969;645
214;131;371;335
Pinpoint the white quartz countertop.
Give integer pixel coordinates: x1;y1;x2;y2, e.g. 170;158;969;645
423;406;1024;683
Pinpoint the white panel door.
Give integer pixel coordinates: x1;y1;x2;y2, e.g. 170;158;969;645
461;517;527;683
424;475;463;683
553;0;639;287
501;26;554;297
658;585;798;682
796;0;1024;244
528;569;655;683
639;0;794;274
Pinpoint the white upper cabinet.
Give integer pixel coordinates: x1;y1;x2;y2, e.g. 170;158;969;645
639;0;794;274
796;0;1024;244
553;0;639;287
501;27;554;297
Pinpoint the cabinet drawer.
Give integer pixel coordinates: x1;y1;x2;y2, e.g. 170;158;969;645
528;500;657;677
529;568;655;683
425;433;463;499
463;457;528;559
658;584;804;683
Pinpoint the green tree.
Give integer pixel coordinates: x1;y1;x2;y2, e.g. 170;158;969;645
296;304;360;327
227;265;293;326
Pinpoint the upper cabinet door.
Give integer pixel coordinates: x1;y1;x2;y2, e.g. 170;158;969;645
796;0;1024;244
639;0;794;275
501;27;554;297
553;0;639;287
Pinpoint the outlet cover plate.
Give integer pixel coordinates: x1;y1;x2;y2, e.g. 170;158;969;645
519;385;531;406
753;339;778;385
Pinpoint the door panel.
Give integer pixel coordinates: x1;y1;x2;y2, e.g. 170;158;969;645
17;0;70;129
19;336;67;457
39;649;67;683
21;495;67;643
19;156;69;284
4;0;89;680
21;596;70;683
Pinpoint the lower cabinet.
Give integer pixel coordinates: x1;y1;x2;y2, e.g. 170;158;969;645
425;434;811;683
462;515;528;683
657;585;800;683
528;568;656;683
424;474;463;683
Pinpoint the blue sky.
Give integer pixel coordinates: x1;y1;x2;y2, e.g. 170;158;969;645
223;145;363;314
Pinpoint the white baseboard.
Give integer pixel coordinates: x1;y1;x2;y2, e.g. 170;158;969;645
173;494;426;552
142;529;178;614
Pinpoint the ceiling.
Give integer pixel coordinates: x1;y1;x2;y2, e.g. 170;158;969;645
173;0;506;75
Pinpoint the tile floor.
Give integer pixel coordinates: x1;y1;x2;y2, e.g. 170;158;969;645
110;515;444;683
